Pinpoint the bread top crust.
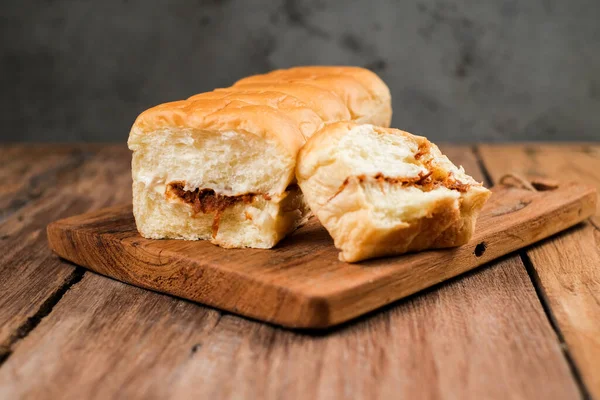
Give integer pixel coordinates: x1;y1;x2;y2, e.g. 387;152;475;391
129;66;392;159
234;66;391;105
234;66;391;124
190;83;351;123
130;97;306;158
184;90;325;140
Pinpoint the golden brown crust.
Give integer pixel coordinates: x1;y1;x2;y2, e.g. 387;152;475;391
190;83;351;123
233;66;392;126
184;91;324;140
235;66;390;103
130;97;306;158
130;66;392;154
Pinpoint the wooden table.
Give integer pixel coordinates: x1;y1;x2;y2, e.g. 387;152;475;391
1;144;599;399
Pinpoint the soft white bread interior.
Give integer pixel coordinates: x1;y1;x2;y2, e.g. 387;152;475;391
296;122;492;262
128;66;392;248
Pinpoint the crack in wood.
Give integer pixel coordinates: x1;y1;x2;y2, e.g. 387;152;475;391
519;252;592;400
474;146;592;400
0;267;86;367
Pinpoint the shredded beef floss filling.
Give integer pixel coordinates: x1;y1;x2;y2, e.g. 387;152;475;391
166;182;296;238
166;182;260;238
326;143;471;204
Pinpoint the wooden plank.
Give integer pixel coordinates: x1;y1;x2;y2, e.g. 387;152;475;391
0;257;581;400
1;145;94;222
479;143;600;398
171;257;579;400
0;146;581;398
0;273;221;400
46;180;595;328
0;145;131;354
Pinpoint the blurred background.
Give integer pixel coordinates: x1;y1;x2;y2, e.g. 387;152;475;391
1;0;599;142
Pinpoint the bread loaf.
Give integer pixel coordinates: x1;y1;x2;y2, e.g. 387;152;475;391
128;66;392;248
296;122;491;262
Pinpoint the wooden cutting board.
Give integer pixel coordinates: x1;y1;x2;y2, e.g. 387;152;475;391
47;180;596;328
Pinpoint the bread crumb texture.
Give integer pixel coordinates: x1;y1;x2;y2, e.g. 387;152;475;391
297;122;491;262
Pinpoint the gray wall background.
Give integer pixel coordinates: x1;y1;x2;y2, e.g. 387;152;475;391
2;0;599;143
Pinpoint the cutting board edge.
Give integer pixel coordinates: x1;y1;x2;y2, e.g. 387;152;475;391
45;182;598;329
46;220;338;329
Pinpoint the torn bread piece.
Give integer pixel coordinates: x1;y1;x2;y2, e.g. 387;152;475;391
296;122;491;262
128;66;392;248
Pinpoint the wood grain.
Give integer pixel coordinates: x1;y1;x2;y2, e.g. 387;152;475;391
479;143;600;398
0;145;131;353
0;256;580;400
47;180;596;328
0;146;583;399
